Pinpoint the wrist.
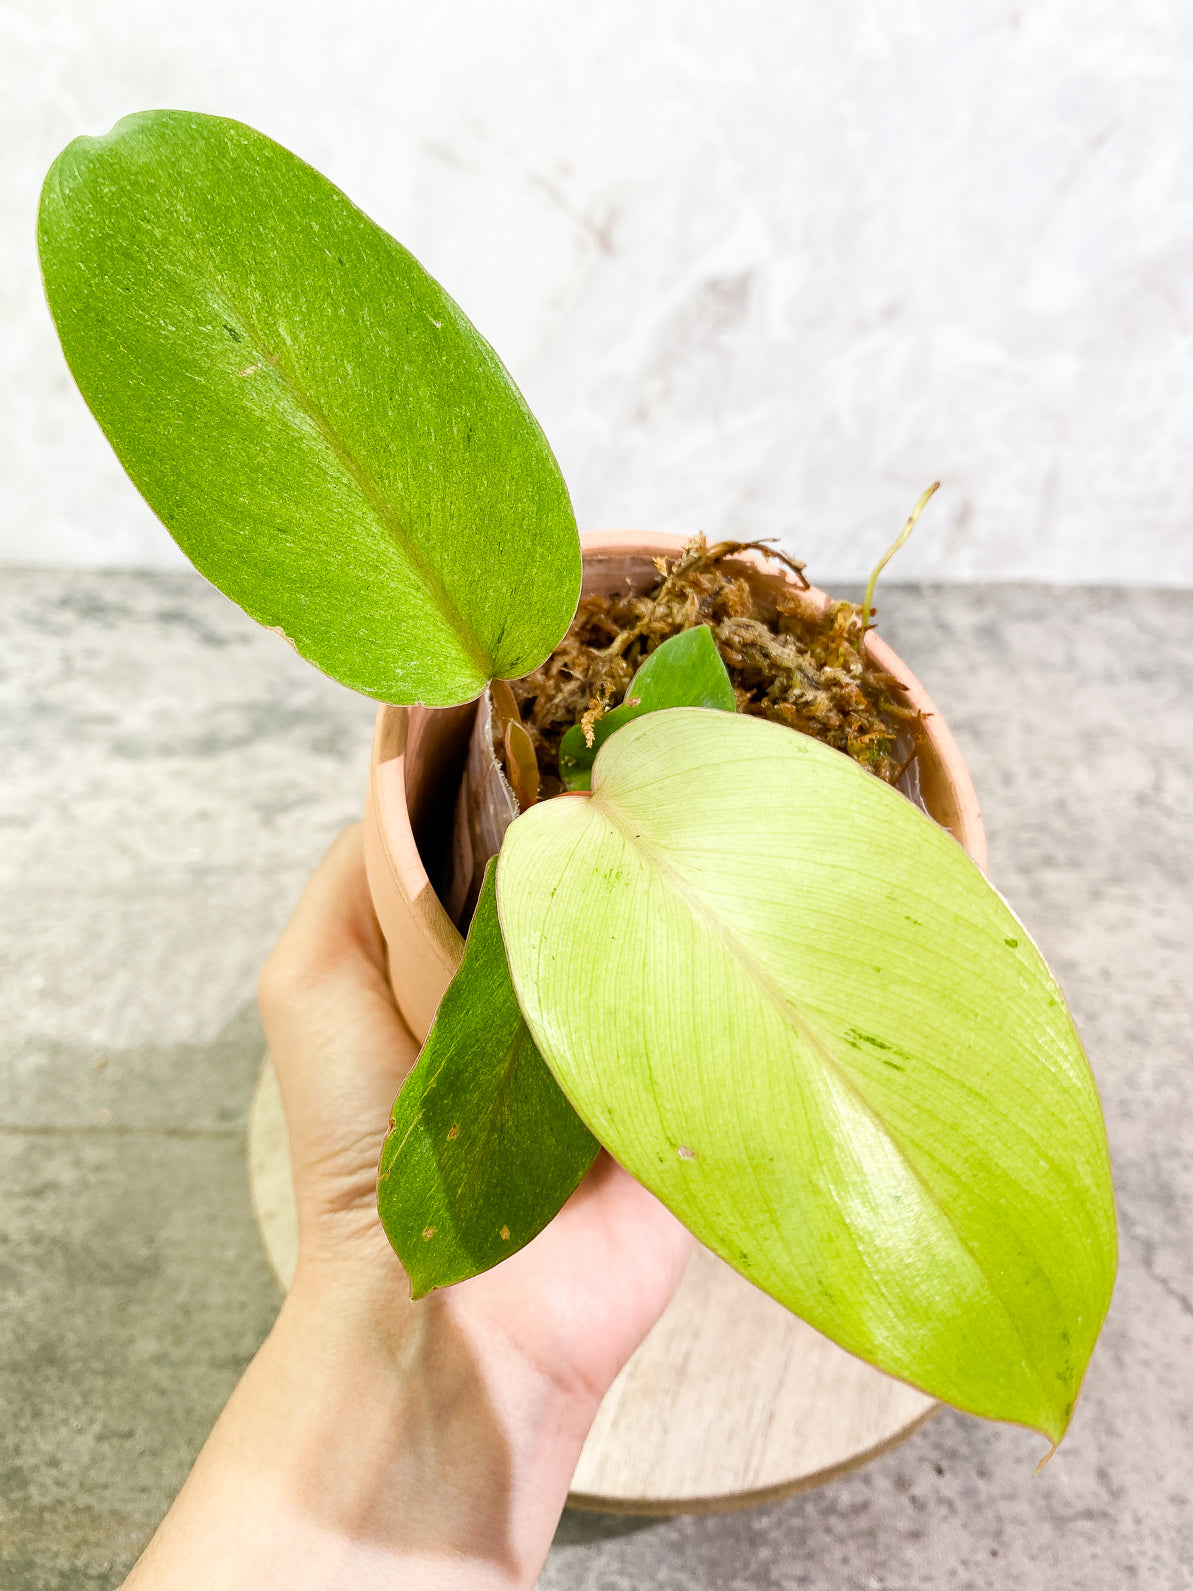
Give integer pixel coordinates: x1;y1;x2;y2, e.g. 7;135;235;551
128;1245;600;1591
264;1252;597;1588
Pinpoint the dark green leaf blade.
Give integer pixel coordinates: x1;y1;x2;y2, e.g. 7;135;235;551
378;859;598;1296
38;110;580;706
559;624;736;789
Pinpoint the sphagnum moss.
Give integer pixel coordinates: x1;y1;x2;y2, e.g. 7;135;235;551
500;535;924;800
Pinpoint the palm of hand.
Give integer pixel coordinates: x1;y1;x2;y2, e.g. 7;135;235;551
259;827;693;1411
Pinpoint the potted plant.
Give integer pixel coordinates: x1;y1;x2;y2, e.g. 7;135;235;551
38;109;1115;1460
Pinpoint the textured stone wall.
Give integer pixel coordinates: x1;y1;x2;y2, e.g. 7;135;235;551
4;1;1192;581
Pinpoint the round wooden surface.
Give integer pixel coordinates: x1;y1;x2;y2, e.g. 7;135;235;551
249;1058;936;1515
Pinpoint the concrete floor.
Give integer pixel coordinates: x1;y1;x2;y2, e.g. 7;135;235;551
1;569;1190;1590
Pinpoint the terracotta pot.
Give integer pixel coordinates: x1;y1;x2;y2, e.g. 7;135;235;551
362;529;986;1044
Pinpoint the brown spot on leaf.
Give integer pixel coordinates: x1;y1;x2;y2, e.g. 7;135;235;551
677;1145;697;1161
447;1123;459;1140
422;1226;436;1241
499;1225;511;1241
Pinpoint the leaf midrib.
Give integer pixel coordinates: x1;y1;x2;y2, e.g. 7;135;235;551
211;277;495;684
591;792;1060;1426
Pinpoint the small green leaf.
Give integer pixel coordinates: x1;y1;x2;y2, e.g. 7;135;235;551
559;625;736;790
498;710;1117;1445
38;111;580;706
378;860;597;1296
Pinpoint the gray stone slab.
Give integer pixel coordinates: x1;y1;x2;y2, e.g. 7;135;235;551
1;570;1190;1588
1;568;376;1091
0;1130;280;1590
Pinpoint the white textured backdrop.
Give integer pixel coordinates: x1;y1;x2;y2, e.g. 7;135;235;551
3;0;1192;582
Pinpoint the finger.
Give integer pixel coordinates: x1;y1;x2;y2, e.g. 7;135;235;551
259;825;420;1139
261;824;386;997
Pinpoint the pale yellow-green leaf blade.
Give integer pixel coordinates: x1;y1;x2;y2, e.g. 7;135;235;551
496;709;1116;1444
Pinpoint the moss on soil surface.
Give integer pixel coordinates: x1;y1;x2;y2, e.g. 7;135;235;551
501;537;924;801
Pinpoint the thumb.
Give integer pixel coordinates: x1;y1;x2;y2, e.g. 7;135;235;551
258;825;420;1185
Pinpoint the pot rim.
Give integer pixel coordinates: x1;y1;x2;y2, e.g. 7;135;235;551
363;529;986;1042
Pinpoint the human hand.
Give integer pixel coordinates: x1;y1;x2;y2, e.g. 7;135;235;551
126;826;692;1590
262;822;694;1408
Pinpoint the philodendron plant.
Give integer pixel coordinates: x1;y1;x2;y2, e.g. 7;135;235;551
40;110;1116;1454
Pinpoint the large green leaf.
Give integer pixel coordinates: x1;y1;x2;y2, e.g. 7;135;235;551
496;710;1116;1444
378;860;597;1297
559;624;736;790
38;111;580;705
